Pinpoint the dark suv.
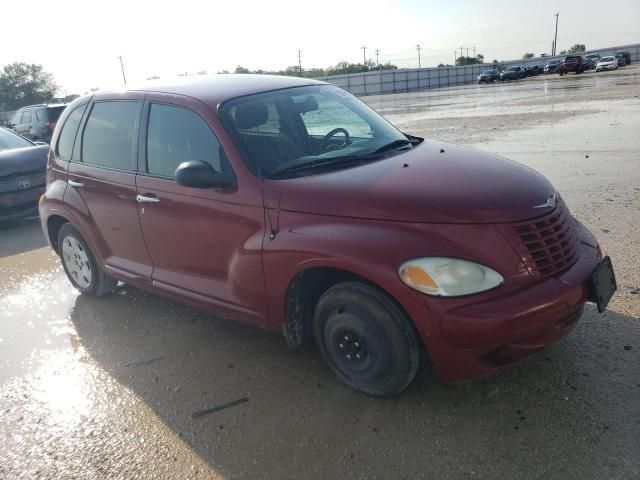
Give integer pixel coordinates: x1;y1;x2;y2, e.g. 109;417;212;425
559;55;584;75
9;104;67;142
38;76;616;396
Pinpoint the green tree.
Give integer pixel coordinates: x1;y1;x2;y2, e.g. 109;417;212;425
455;54;484;66
568;44;586;53
523;52;535;59
234;65;250;74
0;62;58;110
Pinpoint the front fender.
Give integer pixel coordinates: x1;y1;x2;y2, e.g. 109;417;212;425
262;211;528;341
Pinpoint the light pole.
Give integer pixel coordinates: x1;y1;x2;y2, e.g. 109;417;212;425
361;46;367;65
553;12;559;56
117;56;127;85
416;44;422;69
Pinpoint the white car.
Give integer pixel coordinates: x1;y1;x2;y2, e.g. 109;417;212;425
596;56;618;72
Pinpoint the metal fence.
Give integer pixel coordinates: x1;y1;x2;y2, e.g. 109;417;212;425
316;43;640;96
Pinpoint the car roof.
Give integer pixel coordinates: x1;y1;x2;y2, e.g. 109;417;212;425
125;74;326;106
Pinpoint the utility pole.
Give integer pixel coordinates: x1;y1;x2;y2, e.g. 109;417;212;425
361;45;367;65
297;50;302;76
473;46;476;58
466;47;469;58
454;50;457;66
459;46;464;62
416;44;422;69
375;49;380;70
553;12;559;56
117;56;127;85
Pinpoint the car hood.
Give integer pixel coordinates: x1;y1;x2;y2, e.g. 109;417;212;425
263;140;555;224
0;145;49;178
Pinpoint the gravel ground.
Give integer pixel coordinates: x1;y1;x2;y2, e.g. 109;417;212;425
1;66;639;480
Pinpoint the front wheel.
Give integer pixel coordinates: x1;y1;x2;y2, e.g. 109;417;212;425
58;223;118;297
313;282;422;397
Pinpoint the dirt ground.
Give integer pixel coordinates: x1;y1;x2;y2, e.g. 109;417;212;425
1;66;639;479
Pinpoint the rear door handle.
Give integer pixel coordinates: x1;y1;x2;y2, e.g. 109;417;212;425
136;194;160;204
68;179;84;188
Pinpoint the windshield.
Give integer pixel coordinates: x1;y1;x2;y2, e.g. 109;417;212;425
506;66;519;71
601;56;614;62
482;70;495;74
0;128;33;151
219;85;415;179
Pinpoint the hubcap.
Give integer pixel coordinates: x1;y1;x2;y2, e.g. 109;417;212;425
62;236;92;289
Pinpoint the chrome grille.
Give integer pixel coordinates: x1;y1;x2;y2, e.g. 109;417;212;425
511;204;580;278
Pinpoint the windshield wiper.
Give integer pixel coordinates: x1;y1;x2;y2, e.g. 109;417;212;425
371;138;414;154
268;155;378;179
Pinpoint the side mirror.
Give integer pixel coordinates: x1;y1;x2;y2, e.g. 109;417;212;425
175;160;236;189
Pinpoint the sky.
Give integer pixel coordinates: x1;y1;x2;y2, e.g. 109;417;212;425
1;0;638;95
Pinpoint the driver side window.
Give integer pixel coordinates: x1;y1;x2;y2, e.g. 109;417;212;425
146;103;223;177
293;93;373;139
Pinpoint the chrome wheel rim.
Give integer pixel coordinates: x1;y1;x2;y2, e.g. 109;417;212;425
62;236;92;289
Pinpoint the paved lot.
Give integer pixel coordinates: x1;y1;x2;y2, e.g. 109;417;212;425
1;66;639;479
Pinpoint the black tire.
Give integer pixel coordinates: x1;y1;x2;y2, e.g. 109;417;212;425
313;282;421;397
58;223;117;297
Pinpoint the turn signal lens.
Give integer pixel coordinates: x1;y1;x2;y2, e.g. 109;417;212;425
398;257;504;297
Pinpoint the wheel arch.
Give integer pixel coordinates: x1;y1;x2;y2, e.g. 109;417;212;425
282;265;421;351
46;214;70;253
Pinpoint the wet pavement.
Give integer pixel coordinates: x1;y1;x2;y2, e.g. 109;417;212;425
1;66;639;479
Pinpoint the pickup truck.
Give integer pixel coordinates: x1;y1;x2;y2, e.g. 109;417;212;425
559;55;584;75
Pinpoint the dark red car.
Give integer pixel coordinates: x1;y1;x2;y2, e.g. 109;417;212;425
559;55;585;75
38;75;616;396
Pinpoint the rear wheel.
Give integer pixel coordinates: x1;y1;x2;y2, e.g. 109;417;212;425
313;282;421;397
58;223;117;297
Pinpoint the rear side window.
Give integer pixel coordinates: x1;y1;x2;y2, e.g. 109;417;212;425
146;103;222;177
36;109;47;121
11;112;22;125
22;110;32;124
48;106;66;122
82;101;138;170
56;103;87;160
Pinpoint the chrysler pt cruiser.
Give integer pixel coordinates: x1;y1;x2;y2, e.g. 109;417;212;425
39;75;616;396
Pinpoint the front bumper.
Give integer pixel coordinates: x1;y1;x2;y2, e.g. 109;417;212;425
403;232;601;382
0;187;44;222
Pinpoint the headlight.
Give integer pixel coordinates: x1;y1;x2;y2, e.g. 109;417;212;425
398;257;503;297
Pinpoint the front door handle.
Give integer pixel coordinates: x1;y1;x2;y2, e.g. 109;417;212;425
136;194;160;204
68;179;84;188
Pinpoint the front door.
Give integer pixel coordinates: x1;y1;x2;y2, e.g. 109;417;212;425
63;94;153;282
135;96;268;327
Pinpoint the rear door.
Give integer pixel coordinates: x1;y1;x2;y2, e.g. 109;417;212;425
16;110;32;137
135;94;268;327
64;93;153;283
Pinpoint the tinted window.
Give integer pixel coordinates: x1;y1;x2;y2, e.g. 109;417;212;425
146;103;222;177
82;101;138;170
48;106;66;122
22;110;32;124
56;103;87;159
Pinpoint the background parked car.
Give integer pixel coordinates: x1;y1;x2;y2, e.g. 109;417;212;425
582;57;596;70
616;51;631;65
584;53;600;69
0;127;49;221
596;56;618;72
477;69;499;83
615;53;626;67
559;55;585;75
544;59;561;74
500;65;525;81
9;104;67;142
